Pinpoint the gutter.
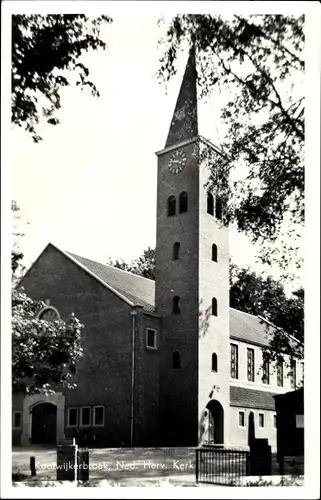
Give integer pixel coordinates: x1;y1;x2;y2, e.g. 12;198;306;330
130;305;143;446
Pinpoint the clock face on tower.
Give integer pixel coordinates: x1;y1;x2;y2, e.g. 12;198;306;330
168;150;187;174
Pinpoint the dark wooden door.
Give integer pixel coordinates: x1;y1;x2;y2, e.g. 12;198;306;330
31;403;57;444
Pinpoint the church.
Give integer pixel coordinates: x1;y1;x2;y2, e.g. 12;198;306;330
12;49;303;450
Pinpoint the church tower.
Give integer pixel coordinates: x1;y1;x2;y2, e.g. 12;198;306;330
155;48;230;446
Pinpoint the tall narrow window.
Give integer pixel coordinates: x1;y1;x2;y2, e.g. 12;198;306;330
93;406;105;427
212;244;218;262
67;408;78;427
207;193;214;215
146;328;157;350
179;191;188;213
238;411;245;428
301;362;304;384
259;413;265;428
290;359;296;389
247;348;255;382
172;296;180;314
215;196;223;221
167;196;176;216
262;353;270;384
211;297;217;316
173;242;180;260
172;351;181;369
80;407;91;427
230;344;239;379
211;353;218;372
277;358;284;387
13;411;22;429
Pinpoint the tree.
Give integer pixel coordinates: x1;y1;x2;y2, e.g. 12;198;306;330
12;14;112;141
230;263;304;343
12;288;84;395
12;203;84;395
158;15;304;266
11;201;27;281
107;246;156;280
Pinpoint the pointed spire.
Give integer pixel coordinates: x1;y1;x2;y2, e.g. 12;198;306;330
165;46;198;148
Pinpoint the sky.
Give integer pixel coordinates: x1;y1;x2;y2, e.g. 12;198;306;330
6;3;316;291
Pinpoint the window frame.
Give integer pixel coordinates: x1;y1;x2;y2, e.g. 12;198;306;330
37;305;60;321
258;412;265;428
262;354;270;385
290;359;297;389
67;407;78;428
179;191;188;213
172;242;180;261
230;343;239;379
146;328;157;350
273;414;277;429
301;361;304;384
172;295;181;314
277;357;284;387
238;411;245;428
93;405;105;427
13;410;22;429
167;196;176;217
207;192;214;215
172;351;181;369
211;297;217;316
79;406;91;427
211;353;218;372
247;347;255;382
212;244;218;262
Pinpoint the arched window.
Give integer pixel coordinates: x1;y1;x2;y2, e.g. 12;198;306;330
179;191;188;213
215;196;223;221
173;242;180;260
212;244;218;262
172;295;180;314
37;306;60;321
212;297;217;316
173;351;181;369
212;353;218;372
167;196;176;217
207;193;214;215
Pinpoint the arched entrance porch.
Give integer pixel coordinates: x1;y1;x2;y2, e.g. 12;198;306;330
31;402;57;444
206;400;224;445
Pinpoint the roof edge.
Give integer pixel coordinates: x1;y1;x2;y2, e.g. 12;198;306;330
229;334;270;349
257;315;303;345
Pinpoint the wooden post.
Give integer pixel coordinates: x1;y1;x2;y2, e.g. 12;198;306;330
30;456;36;476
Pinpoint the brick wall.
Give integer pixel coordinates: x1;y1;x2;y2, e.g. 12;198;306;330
156;141;199;446
19;244;159;446
12;393;24;446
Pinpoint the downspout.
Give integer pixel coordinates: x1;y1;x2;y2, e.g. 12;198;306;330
130;308;138;446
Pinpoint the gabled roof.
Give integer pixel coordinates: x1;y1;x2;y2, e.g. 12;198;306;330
229;308;275;348
45;245;291;346
230;386;277;411
67;251;155;313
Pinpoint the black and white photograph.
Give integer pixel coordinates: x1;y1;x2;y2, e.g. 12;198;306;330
1;0;320;496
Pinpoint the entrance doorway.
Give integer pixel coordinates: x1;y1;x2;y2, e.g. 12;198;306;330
31;402;57;444
206;400;224;444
